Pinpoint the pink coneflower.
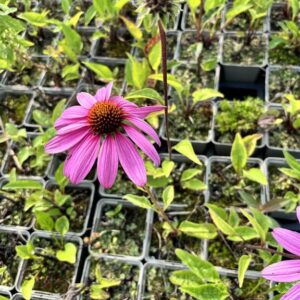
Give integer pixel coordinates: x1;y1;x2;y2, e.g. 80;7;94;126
262;206;300;300
45;82;164;188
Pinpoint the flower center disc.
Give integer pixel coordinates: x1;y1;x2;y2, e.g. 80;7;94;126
88;102;124;135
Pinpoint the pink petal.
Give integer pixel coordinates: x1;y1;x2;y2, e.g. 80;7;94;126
97;135;118;189
124;125;160;166
115;132;147;187
262;260;300;282
60;106;89;119
56;120;90;135
273;228;300;257
45;129;90;154
64;134;100;184
77;92;96;109
297;206;300;224
126;116;161;146
281;282;300;300
54;116;87;130
126;105;165;118
110;96;137;109
95;82;113;101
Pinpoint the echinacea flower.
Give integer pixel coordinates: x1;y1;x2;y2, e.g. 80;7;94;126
262;206;300;300
45;82;164;188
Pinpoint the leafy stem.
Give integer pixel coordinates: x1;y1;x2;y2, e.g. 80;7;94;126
144;185;179;234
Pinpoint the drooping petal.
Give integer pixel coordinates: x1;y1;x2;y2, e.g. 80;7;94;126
262;260;300;282
60;106;89;119
97;135;118;189
64;134;100;184
95;82;113;101
114;132;147;187
45;129;90;154
126;116;161;146
281;282;300;300
77;92;96;109
297;206;300;224
56;120;90;135
126;105;165;118
273;228;300;257
124;125;160;166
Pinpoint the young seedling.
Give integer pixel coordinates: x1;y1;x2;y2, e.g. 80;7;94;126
16;237;78;299
270;21;300;65
170;249;229;299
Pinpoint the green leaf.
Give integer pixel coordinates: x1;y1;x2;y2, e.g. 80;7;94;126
35;211;54;231
3;180;43;190
149;73;184;97
192;89;223;103
238;255;252;288
207;204;237;236
51;99;66;125
125;88;163;104
17;146;33;165
182;178;207;191
239;191;260;207
179;221;217;239
173;140;202;165
61;0;71;14
123;194;153;209
55;216;70;236
283;151;300;174
279;167;300;180
148;41;161;72
55;162;69;190
16;242;36;260
243;168;267;185
162;160;175;177
21;276;35;300
61;24;83;54
83;62;114;82
181;169;202;182
187;0;201;15
228;226;259;242
175;249;219;283
162;185;174;210
19;11;49;27
231;133;248;174
241;209;266;241
120;16;142;41
170;269;203;287
32;110;51;127
56;243;77;264
243;134;262;156
181;283;229;300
